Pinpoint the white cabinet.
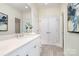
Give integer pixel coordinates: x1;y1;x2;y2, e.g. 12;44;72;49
6;47;26;56
6;36;41;56
28;37;41;56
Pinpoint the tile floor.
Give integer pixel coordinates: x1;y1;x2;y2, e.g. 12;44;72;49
40;45;64;56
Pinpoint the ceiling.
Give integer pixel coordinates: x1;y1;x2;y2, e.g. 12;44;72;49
6;3;31;12
33;3;62;8
6;3;62;12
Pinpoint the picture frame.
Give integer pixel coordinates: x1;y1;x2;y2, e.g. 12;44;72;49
67;3;79;33
0;12;8;31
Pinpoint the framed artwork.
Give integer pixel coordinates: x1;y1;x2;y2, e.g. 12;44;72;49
0;12;8;31
67;3;79;32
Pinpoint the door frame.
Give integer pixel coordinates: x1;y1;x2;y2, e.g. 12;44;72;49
62;13;64;49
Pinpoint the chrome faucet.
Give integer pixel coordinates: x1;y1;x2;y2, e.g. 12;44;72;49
16;33;24;39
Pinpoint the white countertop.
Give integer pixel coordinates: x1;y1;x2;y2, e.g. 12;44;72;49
0;34;40;56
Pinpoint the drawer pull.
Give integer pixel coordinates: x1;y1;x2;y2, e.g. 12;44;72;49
26;54;29;56
16;55;20;56
34;45;36;48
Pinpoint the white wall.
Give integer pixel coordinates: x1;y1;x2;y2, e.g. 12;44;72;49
38;5;63;47
0;4;22;35
61;4;79;56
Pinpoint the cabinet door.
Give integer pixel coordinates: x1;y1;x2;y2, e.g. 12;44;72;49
6;48;25;56
33;45;40;56
32;38;41;56
25;38;41;56
28;43;39;56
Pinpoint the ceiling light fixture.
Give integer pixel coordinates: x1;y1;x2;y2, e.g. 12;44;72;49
44;3;48;5
25;6;28;8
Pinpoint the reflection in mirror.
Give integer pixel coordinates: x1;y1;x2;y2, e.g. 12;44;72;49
0;3;32;36
22;5;32;33
15;18;21;34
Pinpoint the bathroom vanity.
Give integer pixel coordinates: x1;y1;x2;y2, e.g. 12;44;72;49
0;33;41;56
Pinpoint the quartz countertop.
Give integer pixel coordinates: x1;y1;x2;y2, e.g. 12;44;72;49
0;34;40;56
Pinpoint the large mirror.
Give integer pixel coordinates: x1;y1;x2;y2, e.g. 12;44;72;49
0;3;32;35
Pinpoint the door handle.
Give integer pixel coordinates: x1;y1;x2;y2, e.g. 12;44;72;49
16;55;20;56
34;45;36;48
46;32;50;33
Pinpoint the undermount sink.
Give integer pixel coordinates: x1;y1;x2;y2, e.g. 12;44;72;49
16;33;39;40
23;33;37;38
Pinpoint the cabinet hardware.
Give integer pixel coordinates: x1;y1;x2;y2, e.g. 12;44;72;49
34;45;36;48
16;55;20;56
46;32;50;34
26;54;29;56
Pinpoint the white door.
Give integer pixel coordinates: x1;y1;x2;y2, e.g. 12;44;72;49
48;16;60;44
40;16;60;45
40;17;49;44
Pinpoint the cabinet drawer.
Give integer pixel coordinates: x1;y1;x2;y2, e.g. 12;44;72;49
25;37;40;49
22;37;40;56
